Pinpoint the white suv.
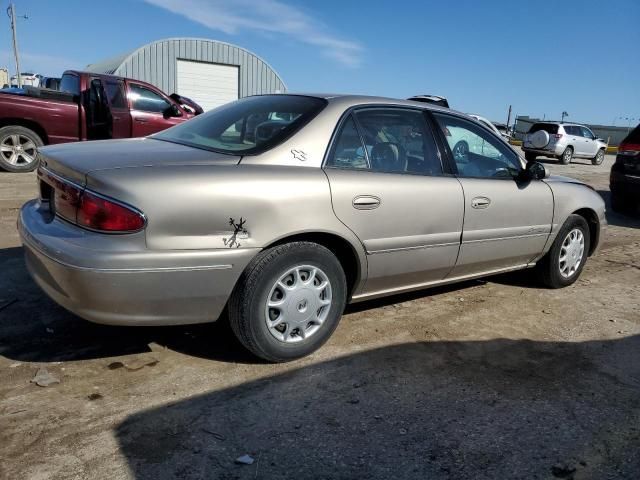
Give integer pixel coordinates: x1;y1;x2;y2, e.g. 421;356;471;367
523;122;607;165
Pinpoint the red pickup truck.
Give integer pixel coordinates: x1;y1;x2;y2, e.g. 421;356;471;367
0;70;202;172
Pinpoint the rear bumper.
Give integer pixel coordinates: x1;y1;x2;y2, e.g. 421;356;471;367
522;146;563;157
18;199;258;326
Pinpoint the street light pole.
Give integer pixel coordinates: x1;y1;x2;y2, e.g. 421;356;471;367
7;2;22;88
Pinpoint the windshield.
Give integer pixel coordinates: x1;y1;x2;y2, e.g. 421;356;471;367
154;95;327;155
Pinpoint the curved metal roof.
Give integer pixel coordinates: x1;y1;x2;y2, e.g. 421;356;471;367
86;37;286;97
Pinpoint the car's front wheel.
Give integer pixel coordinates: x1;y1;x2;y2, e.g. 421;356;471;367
592;148;605;165
537;214;590;288
228;242;347;362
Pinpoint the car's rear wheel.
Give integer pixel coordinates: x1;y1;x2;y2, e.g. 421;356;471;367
592;148;605;165
228;242;347;362
560;147;573;165
537;214;590;288
0;126;43;172
525;152;537;162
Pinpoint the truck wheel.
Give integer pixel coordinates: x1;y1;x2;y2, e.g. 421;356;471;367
228;242;347;362
560;147;573;165
592;148;605;165
0;126;43;172
536;214;590;288
525;152;537;162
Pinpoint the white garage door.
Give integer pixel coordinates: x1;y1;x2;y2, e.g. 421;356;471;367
176;60;239;112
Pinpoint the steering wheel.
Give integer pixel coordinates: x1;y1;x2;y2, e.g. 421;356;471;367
452;140;469;162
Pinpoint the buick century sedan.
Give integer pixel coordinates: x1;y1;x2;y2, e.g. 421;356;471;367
19;94;606;361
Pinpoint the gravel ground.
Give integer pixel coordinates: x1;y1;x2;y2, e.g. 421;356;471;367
1;151;639;480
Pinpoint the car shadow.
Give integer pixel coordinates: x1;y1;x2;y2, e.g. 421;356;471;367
114;335;640;479
0;246;256;364
597;190;640;228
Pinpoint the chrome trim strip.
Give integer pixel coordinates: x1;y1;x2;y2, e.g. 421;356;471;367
368;241;459;254
463;232;549;244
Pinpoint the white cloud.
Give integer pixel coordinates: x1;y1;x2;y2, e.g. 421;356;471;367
0;50;81;77
144;0;364;67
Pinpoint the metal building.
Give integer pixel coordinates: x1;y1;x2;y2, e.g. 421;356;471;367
86;38;286;111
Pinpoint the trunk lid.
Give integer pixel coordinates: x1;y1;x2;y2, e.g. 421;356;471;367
38;137;241;184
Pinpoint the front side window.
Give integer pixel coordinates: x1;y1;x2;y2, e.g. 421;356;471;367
433;113;522;178
154;95;327;155
580;126;594;139
129;84;170;113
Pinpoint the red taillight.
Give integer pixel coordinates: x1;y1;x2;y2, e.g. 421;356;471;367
40;169;145;233
619;142;640;153
77;191;145;232
52;178;82;222
553;134;563;140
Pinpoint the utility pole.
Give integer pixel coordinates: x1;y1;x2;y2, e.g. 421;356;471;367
506;105;512;129
561;111;568;123
7;2;26;88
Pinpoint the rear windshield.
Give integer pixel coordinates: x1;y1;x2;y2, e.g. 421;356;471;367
529;123;559;134
624;124;640;143
154;95;327;155
59;74;80;95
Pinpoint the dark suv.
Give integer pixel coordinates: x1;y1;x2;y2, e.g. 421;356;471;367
610;124;640;213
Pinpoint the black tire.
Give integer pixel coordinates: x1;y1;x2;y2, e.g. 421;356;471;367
537;214;590;289
228;242;347;362
525;152;537;162
0;125;43;172
559;147;573;165
592;148;605;165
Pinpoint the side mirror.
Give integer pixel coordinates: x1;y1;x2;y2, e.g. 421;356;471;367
523;161;549;180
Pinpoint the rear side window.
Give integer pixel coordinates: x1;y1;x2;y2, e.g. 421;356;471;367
563;125;577;135
529;123;558;135
327;109;443;176
326;116;368;169
154;95;327;155
105;80;127;109
59;74;79;95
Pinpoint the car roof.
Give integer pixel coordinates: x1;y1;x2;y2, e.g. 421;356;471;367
534;121;587;128
264;92;464;116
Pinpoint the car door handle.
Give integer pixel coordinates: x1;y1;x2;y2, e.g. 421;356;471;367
352;195;381;210
471;196;491;209
134;117;148;123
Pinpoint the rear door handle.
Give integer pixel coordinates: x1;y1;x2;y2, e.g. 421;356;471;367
134;117;148;123
471;196;491;209
352;195;381;210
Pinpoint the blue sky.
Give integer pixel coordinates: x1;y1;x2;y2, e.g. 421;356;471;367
2;0;638;125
